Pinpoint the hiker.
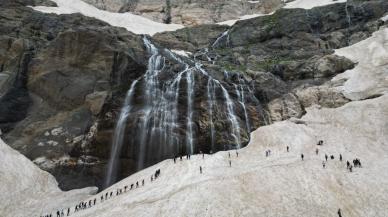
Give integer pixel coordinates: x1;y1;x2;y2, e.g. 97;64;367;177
180;156;183;161
228;152;231;158
200;166;202;174
287;146;289;152
130;184;134;190
136;181;139;188
89;200;92;207
67;208;70;216
174;157;176;163
322;161;326;168
61;210;64;217
75;205;78;212
202;151;204;159
142;179;145;186
325;154;328;161
94;198;96;205
316;148;319;155
346;161;350;169
339;154;342;161
124;186;128;192
349;165;353;172
189;154;191;159
301;154;304;161
110;192;113;197
330;155;334;160
151;176;154;182
105;192;108;199
56;211;60;217
338;209;342;217
229;160;232;167
236;151;239;157
100;195;104;202
265;150;268;157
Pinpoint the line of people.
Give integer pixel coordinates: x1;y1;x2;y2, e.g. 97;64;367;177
40;169;161;217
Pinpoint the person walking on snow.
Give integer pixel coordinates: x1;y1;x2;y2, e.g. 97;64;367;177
229;160;232;167
301;154;304;161
338;208;342;217
322;161;326;168
339;154;343;161
316;148;319;155
287;146;289;152
200;166;202;174
325;154;328;161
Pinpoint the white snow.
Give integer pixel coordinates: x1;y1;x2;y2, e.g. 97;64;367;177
31;0;184;36
333;28;388;100
0;138;97;217
218;13;273;26
219;0;347;26
284;0;347;9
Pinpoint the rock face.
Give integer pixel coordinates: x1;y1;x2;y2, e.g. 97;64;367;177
81;0;284;25
0;0;387;192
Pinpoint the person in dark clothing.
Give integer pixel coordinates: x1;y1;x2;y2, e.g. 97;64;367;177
338;208;342;217
339;154;342;161
236;151;239;157
346;161;350;169
316;148;319;155
124;186;128;192
180;156;183;161
131;184;134;189
287;146;289;152
75;205;78;212
136;181;139;188
105;192;108;199
202;152;205;159
301;154;304;161
56;211;60;217
110;192;113;197
229;160;232;167
322;161;326;168
200;166;202;174
61;210;64;217
67;208;70;216
151;176;154;182
349;165;353;172
89;200;92;207
101;195;104;202
142;179;145;186
173;157;176;163
228;152;231;158
325;154;328;161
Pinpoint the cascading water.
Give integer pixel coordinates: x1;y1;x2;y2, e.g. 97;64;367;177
212;30;230;48
105;79;138;188
234;75;250;132
105;35;266;187
207;78;217;150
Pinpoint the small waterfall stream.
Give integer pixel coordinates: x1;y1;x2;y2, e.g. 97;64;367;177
105;80;138;188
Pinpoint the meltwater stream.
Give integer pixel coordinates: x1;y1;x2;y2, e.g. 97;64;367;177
105;36;260;187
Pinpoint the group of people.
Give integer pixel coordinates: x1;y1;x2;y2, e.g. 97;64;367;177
41;140;363;217
40;169;161;217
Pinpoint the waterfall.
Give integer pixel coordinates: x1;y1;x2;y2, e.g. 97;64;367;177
105;36;263;187
220;84;241;149
212;30;230;48
234;75;250;132
207;78;216;151
186;69;195;153
105;79;138;188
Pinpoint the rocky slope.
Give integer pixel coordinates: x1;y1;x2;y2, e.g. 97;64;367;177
81;0;284;25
